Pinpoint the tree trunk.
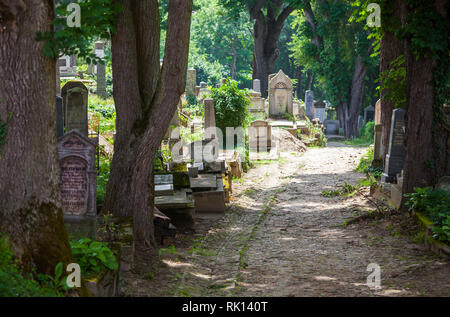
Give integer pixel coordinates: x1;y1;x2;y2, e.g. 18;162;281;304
0;0;73;275
347;55;368;138
104;0;192;253
249;2;294;98
400;0;448;209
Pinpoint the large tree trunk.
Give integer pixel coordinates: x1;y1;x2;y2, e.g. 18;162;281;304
400;0;449;209
104;0;192;253
379;0;404;163
0;0;73;274
249;1;294;98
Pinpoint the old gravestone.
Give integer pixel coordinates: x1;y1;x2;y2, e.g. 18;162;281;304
253;79;261;93
364;105;375;123
186;68;196;96
305;90;314;120
94;41;107;99
381;108;406;183
268;70;293;117
313;100;326;123
62;81;89;136
249;120;272;152
373;99;383;163
58;130;97;217
204;98;217;140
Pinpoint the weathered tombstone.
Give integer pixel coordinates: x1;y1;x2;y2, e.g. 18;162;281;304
249;120;272;152
364;105;375;123
58;130;97;217
253;79;261;93
293;101;299;118
375;99;381;124
62;81;89;136
204;98;217;139
381;108;406;183
186;68;196;96
56;96;64;138
324;120;339;135
373;123;383;163
249;90;265;115
58;55;77;77
313;100;326;123
94;41;107;99
268;70;293;117
305;90;314;120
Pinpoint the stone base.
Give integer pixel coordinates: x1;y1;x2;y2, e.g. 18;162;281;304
390;183;402;209
193;191;226;213
381;172;396;183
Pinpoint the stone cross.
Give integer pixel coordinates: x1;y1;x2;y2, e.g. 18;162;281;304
62;81;89;136
94;41;107;99
381;108;406;183
305;90;314;120
58;130;97;218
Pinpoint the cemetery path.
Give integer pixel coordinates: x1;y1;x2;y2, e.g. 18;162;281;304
122;142;450;297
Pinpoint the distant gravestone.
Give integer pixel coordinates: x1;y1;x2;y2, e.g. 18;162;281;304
198;82;211;100
186;68;196;96
249;120;272;152
56;96;64;138
58;130;97;217
62;81;89;136
373;123;383;162
381;108;406;183
313;100;326;123
94;41;107;99
375;99;381;124
305;90;314;120
253;79;261;93
204;98;217;139
364;105;375;123
268;70;293;117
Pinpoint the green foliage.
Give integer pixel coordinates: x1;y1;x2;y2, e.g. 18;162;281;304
185;93;198;107
405;187;450;245
303;121;327;147
0;112;12;155
209;78;251;145
378;55;406;109
322;182;359;198
97;154;111;206
70;238;118;277
0;236;64;297
37;0;121;62
356;147;383;178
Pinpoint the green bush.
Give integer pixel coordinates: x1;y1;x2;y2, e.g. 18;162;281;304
97;155;111;206
70;238;118;277
209;78;251;147
0;236;64;297
405;187;450;245
358;120;375;141
356;147;383;178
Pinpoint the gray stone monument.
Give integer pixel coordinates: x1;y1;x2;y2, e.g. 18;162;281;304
313;100;326;123
56;95;64;138
305;90;314;120
253;79;261;93
364;105;375;123
187;68;196;96
62;81;89;136
58;130;97;218
381;108;406;183
94;41;107;99
268;70;293;117
249;120;272;152
204;98;217;139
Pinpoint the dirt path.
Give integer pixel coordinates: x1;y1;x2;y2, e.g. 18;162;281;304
122;142;450;297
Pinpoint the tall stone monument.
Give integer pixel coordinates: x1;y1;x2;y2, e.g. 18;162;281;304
381;108;406;183
187;68;197;96
62;81;89;136
253;79;261;93
373;99;383;163
94;41;107;99
313;100;326;123
268;70;293;117
305;90;314;120
204;98;217;139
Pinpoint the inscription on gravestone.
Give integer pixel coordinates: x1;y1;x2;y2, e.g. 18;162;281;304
381;108;406;183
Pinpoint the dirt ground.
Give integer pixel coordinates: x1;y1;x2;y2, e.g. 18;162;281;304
120;142;450;297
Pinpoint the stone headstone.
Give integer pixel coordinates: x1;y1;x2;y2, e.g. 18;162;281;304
58;130;97;217
94;41;107;99
373;123;383;161
305;90;314;120
62;81;89;136
204;98;217;139
313;100;326;123
268;70;293;117
186;68;196;96
56;95;64;138
58;55;77;77
375;99;381;124
249;120;272;152
249;91;265;115
381;108;406;183
364;105;375;123
324;120;339;135
253;79;261;93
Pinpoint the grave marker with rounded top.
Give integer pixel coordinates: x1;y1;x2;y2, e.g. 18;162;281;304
62;81;89;136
